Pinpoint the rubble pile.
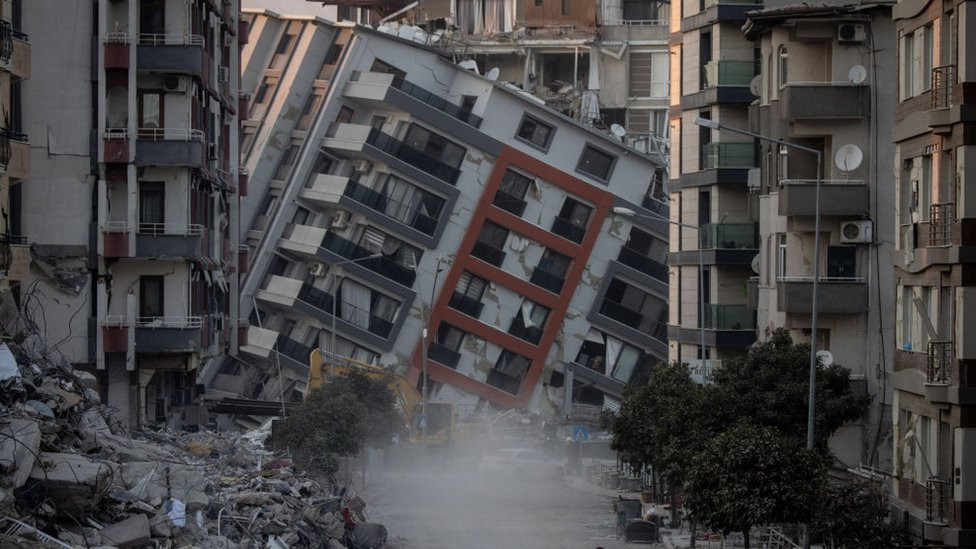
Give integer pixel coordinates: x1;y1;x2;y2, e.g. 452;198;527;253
0;337;385;549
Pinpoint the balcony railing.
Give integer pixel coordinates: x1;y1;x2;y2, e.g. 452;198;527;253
138;33;205;46
486;370;522;395
320;233;417;287
926;340;953;385
492;189;527;217
343;180;439;236
0;21;11;64
704;304;755;330
297;283;335;314
390;76;483;128
508;319;544;344
550;216;586;244
929;203;953;246
703;0;761;6
703;142;756;169
366;128;461;185
0;129;11;168
926;477;950;524
276;335;313;365
599;300;668;341
700;223;757;249
617;247;668;282
530;268;565;294
702;59;755;87
448;292;484;318
133;316;204;328
428;342;461;368
471;240;506;267
931;65;955;110
137;223;204;236
137;128;206;141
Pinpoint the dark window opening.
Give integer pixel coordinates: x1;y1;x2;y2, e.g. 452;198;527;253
516;115;554;149
139;276;165;318
577;145;615;181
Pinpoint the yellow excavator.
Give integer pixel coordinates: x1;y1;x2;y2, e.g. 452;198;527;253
307;349;457;447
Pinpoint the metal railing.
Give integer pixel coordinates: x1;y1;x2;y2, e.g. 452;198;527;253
703;0;761;6
448;292;484;318
926;477;950;524
389;75;483;128
103;315;203;329
551;216;586;244
703;142;756;169
137;223;205;236
138;33;205;46
704;304;756;330
428;342;461;367
926;340;953;385
104;31;130;44
700;222;758;249
492;189;527;216
931;65;955;110
529;267;565;294
137;128;206;141
320;233;417;288
601;19;667;25
776;275;865;283
471;240;506;266
366;128;461;185
342;180;438;236
485;369;522;395
297;283;335;314
779;178;865;186
508;317;544;344
702;59;756;87
104;128;129;139
617;247;668;282
929;202;954;246
0;21;11;63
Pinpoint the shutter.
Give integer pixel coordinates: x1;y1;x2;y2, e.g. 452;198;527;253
629;52;652;98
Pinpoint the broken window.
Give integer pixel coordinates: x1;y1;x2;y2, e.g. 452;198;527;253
516;115;554;150
577;145;616;181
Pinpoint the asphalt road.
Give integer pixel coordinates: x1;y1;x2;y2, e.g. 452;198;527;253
361;460;639;549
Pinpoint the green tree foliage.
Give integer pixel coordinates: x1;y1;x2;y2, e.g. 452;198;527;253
711;329;870;449
685;422;825;549
812;478;911;549
271;371;402;473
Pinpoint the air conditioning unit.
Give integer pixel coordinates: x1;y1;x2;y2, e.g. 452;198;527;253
351;159;373;174
218;67;230;84
838;23;866;43
163;75;188;93
331;210;351;230
840;220;873;243
310;263;328;277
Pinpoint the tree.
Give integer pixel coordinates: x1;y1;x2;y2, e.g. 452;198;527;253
271;371;402;473
710;329;870;450
812;478;911;549
685;421;825;549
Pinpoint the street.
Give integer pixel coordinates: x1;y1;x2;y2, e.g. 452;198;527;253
362;460;640;549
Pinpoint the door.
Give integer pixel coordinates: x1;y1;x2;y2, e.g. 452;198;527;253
139;276;164;319
826;246;856;278
139;182;165;234
139;0;165;36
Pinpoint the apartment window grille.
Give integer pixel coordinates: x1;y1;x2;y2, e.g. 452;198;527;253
926;341;952;385
929;202;953;246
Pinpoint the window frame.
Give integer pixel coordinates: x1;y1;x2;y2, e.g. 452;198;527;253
576;143;618;183
515;113;555;152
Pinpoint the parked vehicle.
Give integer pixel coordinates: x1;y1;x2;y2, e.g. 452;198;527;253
477;448;565;480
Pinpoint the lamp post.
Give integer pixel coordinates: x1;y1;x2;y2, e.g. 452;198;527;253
420;256;446;447
613;206;707;378
329;253;383;378
694;117;822;549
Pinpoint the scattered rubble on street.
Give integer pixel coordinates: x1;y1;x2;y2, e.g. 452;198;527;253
0;330;387;549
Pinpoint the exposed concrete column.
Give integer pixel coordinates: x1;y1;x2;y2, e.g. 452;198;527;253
562;365;573;419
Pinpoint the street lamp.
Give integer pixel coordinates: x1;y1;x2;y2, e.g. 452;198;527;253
420;256;447;447
329;253;383;378
694;117;822;549
612;206;707;377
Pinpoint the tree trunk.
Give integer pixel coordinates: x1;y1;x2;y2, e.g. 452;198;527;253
743;528;750;549
689;519;697;549
669;490;680;528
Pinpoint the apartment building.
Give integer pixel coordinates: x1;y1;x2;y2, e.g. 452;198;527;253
666;0;761;376
0;0;30;289
888;0;976;545
742;4;896;468
18;0;242;428
201;13;669;422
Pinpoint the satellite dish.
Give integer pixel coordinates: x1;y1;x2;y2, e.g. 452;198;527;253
749;75;762;97
610;124;626;139
486;67;500;81
848;64;868;85
751;254;761;274
816;350;834;367
458;59;479;74
834;144;863;172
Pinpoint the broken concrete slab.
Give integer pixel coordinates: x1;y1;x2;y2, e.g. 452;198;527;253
99;514;150;548
29;452;114;516
0;419;40;488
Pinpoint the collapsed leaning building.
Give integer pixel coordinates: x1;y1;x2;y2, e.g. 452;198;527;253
201;14;670;427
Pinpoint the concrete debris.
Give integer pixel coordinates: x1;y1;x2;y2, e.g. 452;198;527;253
0;313;387;549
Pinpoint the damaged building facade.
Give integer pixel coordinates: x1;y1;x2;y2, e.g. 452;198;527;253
201;13;669;423
15;0;243;428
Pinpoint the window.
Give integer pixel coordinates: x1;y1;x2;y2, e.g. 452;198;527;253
537;248;571;278
553;197;592;243
498;169;533;200
620;228;668;281
610;345;641;383
139;182;165;233
516;115;554;150
627;109;668;138
488;351;531;394
138;90;162;129
698;110;712;171
139;0;165;35
139;276;164;318
577;145;616;181
403;124;467;169
561;0;569;16
271;31;295;69
900;25;933;100
509;299;549;344
371;58;406;81
826;246;856;278
601;278;667;338
778;46;788;88
324;43;343;66
358;227;422;270
291;207;311;226
273;144;300;181
473;221;509;266
377;175;445;235
436;323;466;352
297;89;324;131
777;233;787;278
450;271;488;317
629;52;668;98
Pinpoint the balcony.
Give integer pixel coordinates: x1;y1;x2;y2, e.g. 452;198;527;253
297;283;336;315
700;223;757;250
300;173;347;209
135;128;205;167
492;189;527;217
365;128;461;185
0;23;30;79
342;180;438;236
485;370;522;396
778;180;869;217
102;223;131;258
616;248;668;282
931;65;955;110
685;59;757;109
320;233;417;288
346;72;484;128
550;216;586;244
104;33;130;69
428;342;461;368
598;300;668;342
704;304;755;331
135;223;203;259
508;318;544;344
448;292;484;318
391;76;483;128
471;240;506;267
682;0;759;30
780;83;870;120
132;316;204;353
926;341;953;385
240;325;278;359
6;132;28;179
136;33;204;76
928;203;953;246
276;335;314;371
702;142;756;169
529;268;565;294
776;277;867;314
925;478;950;527
104;129;130;163
703;59;754;87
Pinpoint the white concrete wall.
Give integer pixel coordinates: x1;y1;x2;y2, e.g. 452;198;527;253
107;262;191;317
